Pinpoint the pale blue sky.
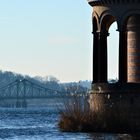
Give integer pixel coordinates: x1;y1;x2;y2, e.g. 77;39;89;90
0;0;118;82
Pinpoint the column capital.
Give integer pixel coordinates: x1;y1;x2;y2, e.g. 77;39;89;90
99;30;109;37
92;32;99;35
92;31;99;35
117;29;128;33
92;30;109;36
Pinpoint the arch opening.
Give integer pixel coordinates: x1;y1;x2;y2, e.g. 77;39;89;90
101;15;116;31
100;15;119;83
108;22;119;82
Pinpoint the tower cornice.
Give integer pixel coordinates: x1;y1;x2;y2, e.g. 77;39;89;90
88;0;140;6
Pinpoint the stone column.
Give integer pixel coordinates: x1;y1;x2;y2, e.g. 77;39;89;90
118;30;127;83
98;31;108;83
93;32;99;83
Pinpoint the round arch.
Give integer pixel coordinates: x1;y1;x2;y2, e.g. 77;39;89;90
120;10;140;30
100;14;117;32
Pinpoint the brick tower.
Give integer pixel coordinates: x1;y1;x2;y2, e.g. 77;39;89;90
87;0;140;123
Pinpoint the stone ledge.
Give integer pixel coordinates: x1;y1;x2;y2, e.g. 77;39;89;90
91;83;140;94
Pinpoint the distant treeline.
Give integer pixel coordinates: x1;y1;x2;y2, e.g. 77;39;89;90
0;70;91;95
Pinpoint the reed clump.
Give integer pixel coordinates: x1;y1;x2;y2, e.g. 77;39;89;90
58;95;99;132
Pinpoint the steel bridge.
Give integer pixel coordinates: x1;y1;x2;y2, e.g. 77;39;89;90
0;79;65;108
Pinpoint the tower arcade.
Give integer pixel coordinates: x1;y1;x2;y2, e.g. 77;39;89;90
88;0;140;83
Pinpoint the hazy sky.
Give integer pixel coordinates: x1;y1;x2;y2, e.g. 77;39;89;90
0;0;118;82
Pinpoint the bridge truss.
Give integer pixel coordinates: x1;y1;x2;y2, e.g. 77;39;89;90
0;79;65;107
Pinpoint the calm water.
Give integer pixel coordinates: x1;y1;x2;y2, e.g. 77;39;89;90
0;99;139;140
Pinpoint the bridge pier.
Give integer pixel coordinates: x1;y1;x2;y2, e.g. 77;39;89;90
16;100;27;108
22;99;27;108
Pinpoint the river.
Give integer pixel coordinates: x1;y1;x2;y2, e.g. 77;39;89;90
0;98;139;140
